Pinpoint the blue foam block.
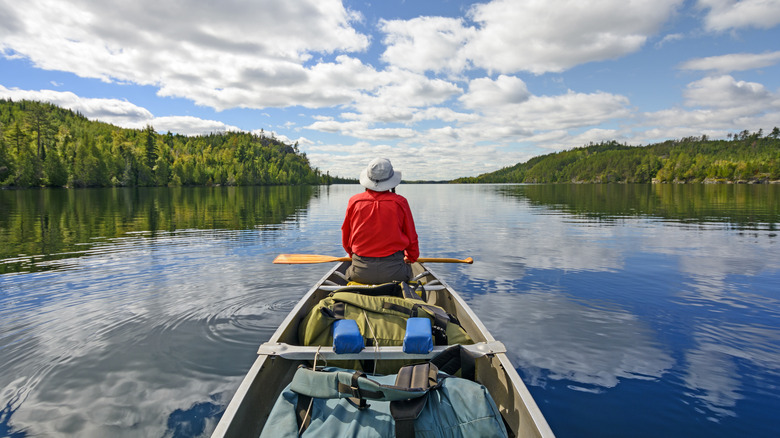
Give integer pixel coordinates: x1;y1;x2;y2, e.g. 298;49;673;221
332;319;364;354
403;317;433;354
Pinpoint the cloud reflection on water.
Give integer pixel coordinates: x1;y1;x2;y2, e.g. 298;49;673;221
0;229;312;437
470;288;673;391
436;184;780;421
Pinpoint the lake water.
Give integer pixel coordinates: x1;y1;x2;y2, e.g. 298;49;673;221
1;184;778;437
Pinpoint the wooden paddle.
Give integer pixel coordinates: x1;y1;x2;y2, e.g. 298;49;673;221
273;254;474;264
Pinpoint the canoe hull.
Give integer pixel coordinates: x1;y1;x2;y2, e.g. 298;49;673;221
211;262;554;438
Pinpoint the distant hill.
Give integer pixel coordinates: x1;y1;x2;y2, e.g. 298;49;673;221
452;131;780;184
0;99;353;188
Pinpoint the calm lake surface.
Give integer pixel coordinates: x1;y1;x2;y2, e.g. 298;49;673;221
1;184;778;437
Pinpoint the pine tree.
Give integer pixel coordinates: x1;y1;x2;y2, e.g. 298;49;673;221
144;125;157;170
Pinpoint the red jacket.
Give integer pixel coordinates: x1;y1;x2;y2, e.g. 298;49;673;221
342;190;419;262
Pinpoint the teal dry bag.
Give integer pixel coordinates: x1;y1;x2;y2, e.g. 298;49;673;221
260;345;508;438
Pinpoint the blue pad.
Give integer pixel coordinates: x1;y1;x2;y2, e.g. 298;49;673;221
332;319;364;354
403;318;433;354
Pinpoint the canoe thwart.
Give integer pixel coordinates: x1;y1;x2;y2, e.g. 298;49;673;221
317;284;446;292
256;341;507;360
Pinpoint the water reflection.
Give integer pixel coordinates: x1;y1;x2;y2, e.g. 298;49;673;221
685;322;780;420
1;184;779;437
0;186;316;274
409;185;780;434
470;288;674;391
0;186;330;437
496;183;780;230
0;228;306;436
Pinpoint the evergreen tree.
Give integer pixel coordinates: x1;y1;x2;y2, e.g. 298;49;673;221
144;125;158;170
27;102;53;161
12;141;41;187
43;145;68;187
0;132;12;184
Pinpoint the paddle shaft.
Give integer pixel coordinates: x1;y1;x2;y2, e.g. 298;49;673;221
273;254;473;264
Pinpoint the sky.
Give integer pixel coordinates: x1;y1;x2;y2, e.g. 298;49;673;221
1;0;780;181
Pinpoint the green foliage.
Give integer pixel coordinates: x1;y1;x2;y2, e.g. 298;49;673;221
0;99;331;188
453;135;780;184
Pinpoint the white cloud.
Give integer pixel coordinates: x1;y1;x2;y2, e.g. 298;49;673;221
683;75;776;108
306;137;526;181
305;119;416;141
628;73;780;144
680;51;780;72
421;107;480;123
568;128;626;146
656;33;686;47
0;86;245;135
348;68;462;124
463;0;684;74
380;16;475;75
151;116;242;136
497;90;633;131
640;97;780;143
303;84;634;179
698;0;780;31
377;0;684;76
0;85;153;126
459;75;531;110
0;0;370;111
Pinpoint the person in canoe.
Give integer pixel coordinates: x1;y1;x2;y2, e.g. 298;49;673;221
342;158;419;284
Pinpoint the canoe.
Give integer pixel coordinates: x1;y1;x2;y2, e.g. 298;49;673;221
211;261;555;437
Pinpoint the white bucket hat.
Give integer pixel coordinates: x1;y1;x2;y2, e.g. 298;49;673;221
359;158;402;191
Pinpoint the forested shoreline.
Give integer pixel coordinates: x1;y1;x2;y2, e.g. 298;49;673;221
454;131;780;184
0;99;352;188
4;99;779;188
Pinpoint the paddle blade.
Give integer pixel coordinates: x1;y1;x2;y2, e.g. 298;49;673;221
273;254;351;264
417;257;474;264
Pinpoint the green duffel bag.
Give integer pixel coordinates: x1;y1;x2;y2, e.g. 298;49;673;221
298;288;473;374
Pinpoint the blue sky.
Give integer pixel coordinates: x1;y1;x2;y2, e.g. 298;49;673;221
1;0;779;180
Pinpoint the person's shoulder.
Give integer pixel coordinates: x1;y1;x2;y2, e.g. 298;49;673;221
350;190;369;198
385;191;410;206
348;190;373;204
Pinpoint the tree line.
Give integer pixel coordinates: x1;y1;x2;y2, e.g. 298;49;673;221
0;99;352;188
453;130;780;184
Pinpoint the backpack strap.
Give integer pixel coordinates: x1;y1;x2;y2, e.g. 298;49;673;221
415;304;451;345
376;300;451;345
389;362;438;438
320;301;347;319
401;282;419;300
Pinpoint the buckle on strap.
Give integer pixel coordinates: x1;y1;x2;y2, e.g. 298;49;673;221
336;372;383;401
336;371;365;398
350;371;362;398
